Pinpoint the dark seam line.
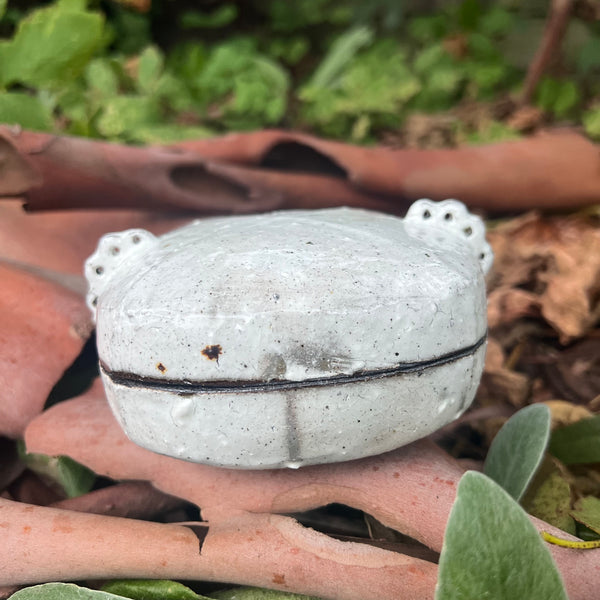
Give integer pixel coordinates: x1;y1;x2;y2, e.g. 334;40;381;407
101;334;486;395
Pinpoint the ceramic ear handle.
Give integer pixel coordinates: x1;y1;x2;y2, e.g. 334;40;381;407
84;229;156;318
404;199;493;275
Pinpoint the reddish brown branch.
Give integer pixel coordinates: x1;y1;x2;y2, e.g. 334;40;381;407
3;127;600;215
520;0;576;104
0;499;437;599
24;386;600;600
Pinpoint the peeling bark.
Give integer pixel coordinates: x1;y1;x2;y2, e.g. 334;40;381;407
24;386;600;600
2;127;600;215
0;498;437;600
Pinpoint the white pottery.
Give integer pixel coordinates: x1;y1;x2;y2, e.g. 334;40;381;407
85;199;492;469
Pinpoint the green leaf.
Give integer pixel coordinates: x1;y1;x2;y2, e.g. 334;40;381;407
0;92;53;131
96;95;161;139
521;457;576;535
413;44;449;76
267;37;310;65
102;580;208;600
210;588;321;600
0;0;6;20
536;77;580;118
436;471;568;600
10;582;127;599
571;496;600;535
300;38;419;138
20;447;95;498
484;404;551;501
196;39;289;129
127;124;214;144
137;46;164;94
179;5;238;29
456;0;482;32
576;36;600;76
166;42;207;87
549;415;600;464
264;0;351;33
154;73;194;112
57;0;87;10
467;32;500;60
55;83;90;128
109;6;150;55
408;15;447;43
308;26;373;88
479;6;513;37
85;59;119;98
1;3;104;88
583;106;600;140
427;67;462;95
56;455;96;497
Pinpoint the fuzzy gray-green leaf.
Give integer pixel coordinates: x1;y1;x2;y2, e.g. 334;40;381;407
484;403;551;501
436;471;567;600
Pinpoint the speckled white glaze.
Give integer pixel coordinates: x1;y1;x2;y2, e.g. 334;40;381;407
86;199;492;469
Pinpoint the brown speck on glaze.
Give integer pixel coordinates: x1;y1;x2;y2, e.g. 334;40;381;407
201;344;222;362
156;362;167;374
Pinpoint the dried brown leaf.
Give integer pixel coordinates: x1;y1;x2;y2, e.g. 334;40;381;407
488;213;600;341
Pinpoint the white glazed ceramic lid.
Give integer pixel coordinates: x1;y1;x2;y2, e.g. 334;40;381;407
86;200;491;385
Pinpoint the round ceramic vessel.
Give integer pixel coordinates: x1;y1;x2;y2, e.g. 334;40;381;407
86;199;492;469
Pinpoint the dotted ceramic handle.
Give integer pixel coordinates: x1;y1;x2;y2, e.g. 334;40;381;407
85;229;157;318
404;199;493;275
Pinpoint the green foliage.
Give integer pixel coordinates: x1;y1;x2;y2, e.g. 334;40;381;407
571;496;600;537
0;0;597;142
0;1;104;88
96;95;161;139
19;446;96;498
576;36;600;76
459;120;520;145
350;0;405;31
102;580;209;600
583;105;600;140
521;457;577;535
9;582;322;600
179;5;238;30
194;38;289;130
301;38;420;139
479;6;514;37
483;404;551;501
10;583;128;600
0;92;52;130
262;0;351;32
436;471;568;600
308;27;373;89
107;5;150;55
536;77;580;118
267;37;310;65
210;588;321;600
550;415;600;464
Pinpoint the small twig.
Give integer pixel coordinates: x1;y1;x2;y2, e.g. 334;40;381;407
520;0;576;105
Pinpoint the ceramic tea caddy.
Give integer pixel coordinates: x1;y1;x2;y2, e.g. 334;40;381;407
85;199;492;469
